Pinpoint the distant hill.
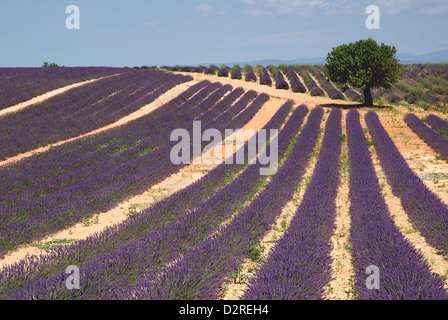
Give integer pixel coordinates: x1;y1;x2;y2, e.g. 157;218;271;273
196;57;326;68
397;49;448;63
192;49;448;67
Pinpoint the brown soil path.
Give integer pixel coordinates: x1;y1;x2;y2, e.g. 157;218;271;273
325;110;354;300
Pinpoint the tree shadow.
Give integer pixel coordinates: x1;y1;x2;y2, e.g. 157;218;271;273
319;102;394;110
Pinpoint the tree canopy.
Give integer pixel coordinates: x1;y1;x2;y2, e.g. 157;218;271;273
323;38;403;106
42;62;60;67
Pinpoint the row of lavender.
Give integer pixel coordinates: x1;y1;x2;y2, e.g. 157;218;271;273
245;109;448;299
168;63;448;109
0;80;212;197
3;105;448;299
312;63;448;108
402;64;448;108
367;110;448;259
121;108;448;300
0;70;193;160
243;107;341;299
0;67;128;110
0;81;271;257
405;113;448;162
0;99;307;299
348;110;447;299
162;64;355;100
127;106;324;300
308;68;345;100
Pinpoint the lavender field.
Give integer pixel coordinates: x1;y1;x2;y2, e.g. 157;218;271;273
1;64;448;301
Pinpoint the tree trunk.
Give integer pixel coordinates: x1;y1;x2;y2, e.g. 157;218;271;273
363;87;373;106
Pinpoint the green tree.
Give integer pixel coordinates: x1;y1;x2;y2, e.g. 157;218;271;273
42;62;59;67
323;38;403;106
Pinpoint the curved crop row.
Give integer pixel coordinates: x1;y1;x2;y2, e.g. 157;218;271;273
218;66;230;77
347;110;447;299
385;92;402;103
0;93;284;297
344;89;363;102
0;84;270;257
259;67;272;86
0;71;192;160
268;65;289;90
0;82;225;208
204;66;218;75
231;66;242;80
243;107;342;300
244;65;257;83
285;66;306;93
297;67;324;97
405;113;448;162
127;106;324;300
366;111;448;257
0;100;300;299
0;67;126;110
425;114;448;136
309;68;344;100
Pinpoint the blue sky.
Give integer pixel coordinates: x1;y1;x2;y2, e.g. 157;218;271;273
0;0;447;67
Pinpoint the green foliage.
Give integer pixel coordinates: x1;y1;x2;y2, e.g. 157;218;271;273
255;64;264;76
268;64;278;77
249;244;265;262
243;64;252;73
278;64;288;73
299;69;312;85
395;79;424;97
423;75;448;94
323;38;403;105
437;129;448;139
30;239;75;250
42;62;60;67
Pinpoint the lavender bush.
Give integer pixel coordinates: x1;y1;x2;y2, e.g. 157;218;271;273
259;67;272;86
0;100;301;299
366;111;448;257
405;113;448;162
127;107;324;300
285;66;306;93
346;110;448;299
0;83;275;257
0;70;192;160
425;114;448;136
0;67;126;110
243;107;342;300
231;65;242;80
